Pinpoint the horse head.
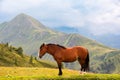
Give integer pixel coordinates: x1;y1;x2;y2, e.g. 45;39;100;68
39;43;47;58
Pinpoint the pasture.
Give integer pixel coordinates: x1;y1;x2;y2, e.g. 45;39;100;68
0;67;120;80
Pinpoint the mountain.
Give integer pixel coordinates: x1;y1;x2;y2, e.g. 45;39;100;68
91;50;120;73
0;43;56;68
0;14;113;55
93;34;120;49
54;26;120;49
0;13;119;73
0;13;58;55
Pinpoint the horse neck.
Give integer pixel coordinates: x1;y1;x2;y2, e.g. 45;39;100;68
47;45;62;55
47;45;56;55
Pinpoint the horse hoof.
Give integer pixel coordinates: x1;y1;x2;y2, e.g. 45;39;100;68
58;73;62;76
80;71;87;75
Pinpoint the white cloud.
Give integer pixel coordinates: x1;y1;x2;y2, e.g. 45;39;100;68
0;0;120;35
87;0;120;35
0;0;46;13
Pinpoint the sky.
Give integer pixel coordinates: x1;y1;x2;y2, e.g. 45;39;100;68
0;0;120;36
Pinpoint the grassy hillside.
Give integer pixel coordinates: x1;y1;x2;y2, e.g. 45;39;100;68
0;43;56;68
0;67;120;80
91;50;120;73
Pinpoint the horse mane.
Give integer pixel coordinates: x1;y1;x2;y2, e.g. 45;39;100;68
47;43;66;49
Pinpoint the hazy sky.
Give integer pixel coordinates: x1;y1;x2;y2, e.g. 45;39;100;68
0;0;120;35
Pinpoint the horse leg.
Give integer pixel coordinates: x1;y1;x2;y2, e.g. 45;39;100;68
78;58;82;71
57;61;62;76
82;63;89;72
80;65;84;71
78;58;85;72
81;65;86;72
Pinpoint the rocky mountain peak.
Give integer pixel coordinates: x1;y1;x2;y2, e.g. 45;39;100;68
5;13;48;32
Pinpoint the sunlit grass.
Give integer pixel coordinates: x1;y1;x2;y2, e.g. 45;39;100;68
0;67;79;79
0;67;120;80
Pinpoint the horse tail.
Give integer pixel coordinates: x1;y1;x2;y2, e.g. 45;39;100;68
85;50;89;71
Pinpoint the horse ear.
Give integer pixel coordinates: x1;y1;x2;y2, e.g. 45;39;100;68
43;43;45;46
40;43;45;49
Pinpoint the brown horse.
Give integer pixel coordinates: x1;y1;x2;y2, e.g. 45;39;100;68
39;43;89;75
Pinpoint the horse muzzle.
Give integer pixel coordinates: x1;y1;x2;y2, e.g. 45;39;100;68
38;51;42;58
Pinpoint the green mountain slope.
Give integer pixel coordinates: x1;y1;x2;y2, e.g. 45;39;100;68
0;13;119;73
0;43;56;68
91;50;120;73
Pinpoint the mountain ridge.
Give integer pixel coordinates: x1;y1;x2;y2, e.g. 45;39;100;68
54;26;120;49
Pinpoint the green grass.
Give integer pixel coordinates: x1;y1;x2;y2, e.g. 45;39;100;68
0;67;120;80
